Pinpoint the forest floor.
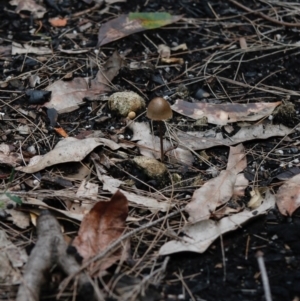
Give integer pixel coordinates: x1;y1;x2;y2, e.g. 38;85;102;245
1;0;300;301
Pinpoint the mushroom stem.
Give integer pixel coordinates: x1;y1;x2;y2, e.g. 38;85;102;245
158;121;164;162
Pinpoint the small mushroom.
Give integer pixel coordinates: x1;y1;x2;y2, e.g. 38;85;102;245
146;97;173;162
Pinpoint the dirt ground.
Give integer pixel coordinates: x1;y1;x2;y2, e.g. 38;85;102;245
1;0;300;300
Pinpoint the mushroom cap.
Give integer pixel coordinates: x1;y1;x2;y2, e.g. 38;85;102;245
146;97;173;121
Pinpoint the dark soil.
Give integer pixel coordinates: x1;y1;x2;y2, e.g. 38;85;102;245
1;0;300;300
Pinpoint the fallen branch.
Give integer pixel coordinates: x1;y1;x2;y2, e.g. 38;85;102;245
16;210;93;301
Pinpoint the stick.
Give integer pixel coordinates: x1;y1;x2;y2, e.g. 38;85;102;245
256;251;273;301
17;210;93;301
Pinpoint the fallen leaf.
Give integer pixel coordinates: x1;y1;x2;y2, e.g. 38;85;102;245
226;144;247;173
90;51;125;91
54;127;68;137
97;13;182;47
0;143;22;167
248;188;263;209
49;17;68;27
175;124;293;150
23;197;84;221
72;190;129;270
129;121;194;165
45;51;123;113
185;169;237;223
6;209;30;229
0;230;26;284
171;99;281;125
185;144;246;223
10;0;47;18
276;173;300;215
17;137;103;173
159;190;275;255
76;180;99;201
233;173;249;197
12;42;52;55
98;174;170;212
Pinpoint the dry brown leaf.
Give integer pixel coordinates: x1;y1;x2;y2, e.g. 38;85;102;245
72;190;129;271
227;144;247;173
49;17;68;27
97;13;182;47
175;124;293;150
171;99;281;125
90;51;125;91
18;137;121;174
76;180;99;201
6;209;30;229
129;121;194;165
185;169;237;223
0;143;22;167
45;51;123;113
10;0;46;18
98;174;170;212
0;230;26;284
159;190;275;255
12;42;52;55
185;144;247;223
233;173;249;197
54;127;68;137
276;173;300;215
17;137;103;173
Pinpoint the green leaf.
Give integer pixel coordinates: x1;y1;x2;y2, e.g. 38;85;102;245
129;12;178;29
8;168;15;183
5;193;22;205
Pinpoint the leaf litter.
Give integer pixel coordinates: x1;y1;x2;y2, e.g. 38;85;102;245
1;0;300;300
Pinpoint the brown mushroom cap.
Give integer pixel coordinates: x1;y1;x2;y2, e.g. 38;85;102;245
146;97;173;121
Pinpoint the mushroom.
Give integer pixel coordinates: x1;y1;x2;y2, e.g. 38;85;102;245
146;97;173;162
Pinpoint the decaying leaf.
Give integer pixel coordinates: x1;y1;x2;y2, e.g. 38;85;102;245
185;144;246;223
171;99;281;125
6;209;30;229
175;123;293;150
0;230;26;284
23;197;84;221
12;42;52;55
45;51;123;113
49;17;68;27
233;173;249;197
159;190;275;255
17;137;103;173
226;144;247;173
185;169;237;223
72;190;129;270
276;173;300;216
10;0;47;18
97;13;182;47
76;180;99;201
0;143;22;167
98;174;170;212
129;121;194;165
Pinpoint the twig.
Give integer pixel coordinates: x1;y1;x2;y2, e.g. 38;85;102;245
16;210;93;301
71;3;103;18
229;0;300;27
256;251;273;301
58;207;185;295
